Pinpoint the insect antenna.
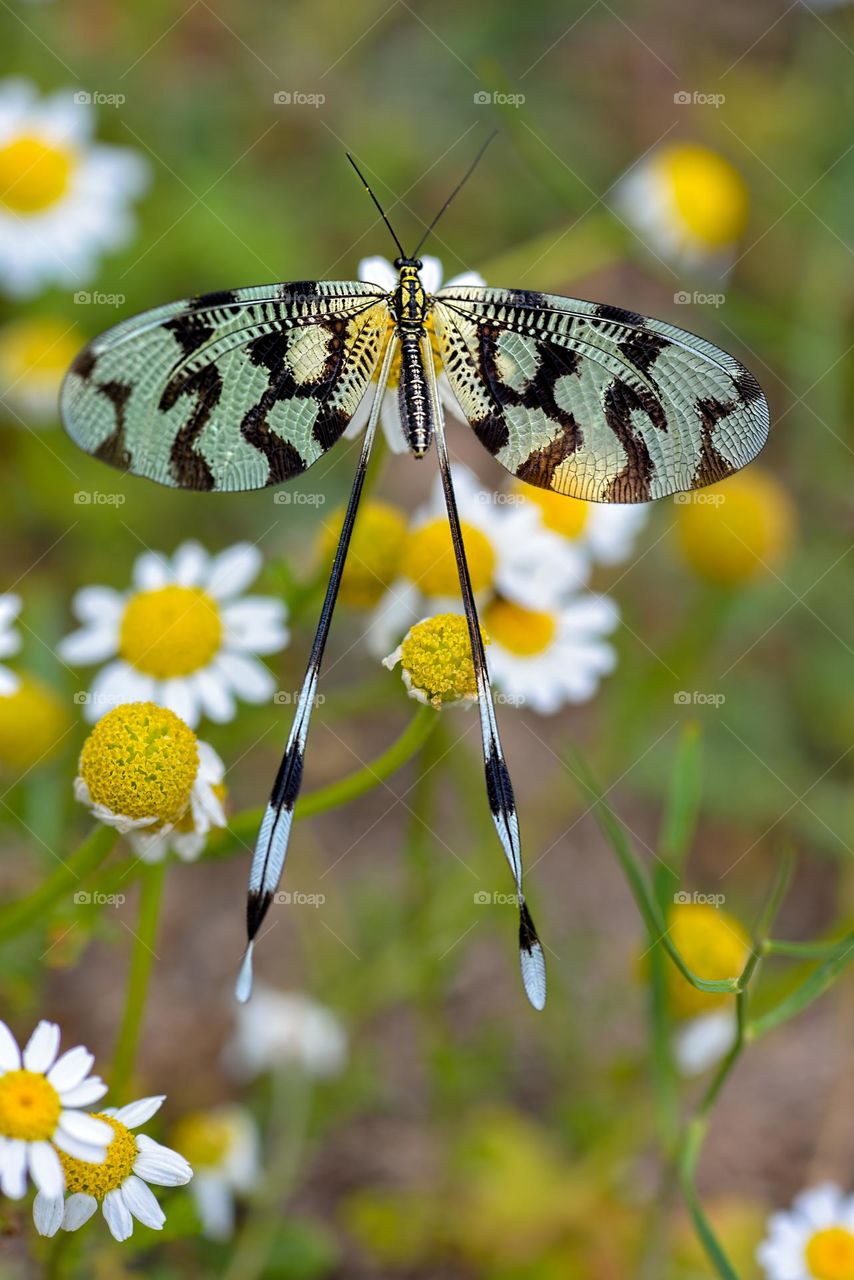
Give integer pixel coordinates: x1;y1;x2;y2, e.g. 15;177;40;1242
420;334;547;1011
345;152;407;260
410;130;498;259
236;335;399;1003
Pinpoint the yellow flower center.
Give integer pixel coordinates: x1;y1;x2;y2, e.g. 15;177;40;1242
483;599;557;657
78;701;199;825
0;675;70;772
656;143;748;248
0;1070;62;1141
806;1227;854;1280
170;1111;231;1169
676;469;794;587
0;136;75;215
119;585;223;678
513;482;589;539
317;500;409;609
0;317;81;387
398;613;485;707
59;1114;137;1199
405;519;496;598
667;903;750;1018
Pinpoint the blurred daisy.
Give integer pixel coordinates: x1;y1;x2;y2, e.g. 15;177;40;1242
615;142;748;270
0;1019;110;1200
224;986;347;1081
483;594;619;715
345;255;485;453
513;481;651;569
665;902;750;1075
368;464;586;656
383;613;482;710
59;541;289;727
315;498;409;610
74;702;226;860
0;78;149;297
676;468;794;587
0;316;81;425
0;673;70;771
33;1094;192;1242
757;1183;854;1280
0;593;22;694
171;1106;259;1240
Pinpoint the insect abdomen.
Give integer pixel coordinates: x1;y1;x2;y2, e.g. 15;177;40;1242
398;333;433;457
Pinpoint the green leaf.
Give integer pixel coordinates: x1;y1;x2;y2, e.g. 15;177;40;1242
749;928;854;1039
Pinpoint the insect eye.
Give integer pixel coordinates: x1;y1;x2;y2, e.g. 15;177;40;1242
393;257;405;268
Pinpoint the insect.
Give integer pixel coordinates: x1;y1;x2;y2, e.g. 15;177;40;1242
60;140;770;1012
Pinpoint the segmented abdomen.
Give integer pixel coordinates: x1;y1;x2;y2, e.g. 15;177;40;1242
397;333;433;457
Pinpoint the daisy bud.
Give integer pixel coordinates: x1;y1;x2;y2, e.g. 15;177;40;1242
676;468;794;586
383;614;485;709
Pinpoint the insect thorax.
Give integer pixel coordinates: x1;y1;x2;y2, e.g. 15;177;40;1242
392;262;433;458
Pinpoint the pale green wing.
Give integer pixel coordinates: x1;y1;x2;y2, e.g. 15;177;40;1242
61;281;391;492
432;286;769;503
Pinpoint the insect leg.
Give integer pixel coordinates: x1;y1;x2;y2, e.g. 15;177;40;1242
421;337;546;1011
236;334;398;1002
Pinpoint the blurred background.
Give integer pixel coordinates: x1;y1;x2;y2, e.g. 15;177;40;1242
0;0;853;1276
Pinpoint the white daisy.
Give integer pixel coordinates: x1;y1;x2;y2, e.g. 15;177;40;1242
223;986;347;1081
171;1106;259;1240
757;1183;854;1280
673;1007;737;1077
481;593;619;715
0;1019;111;1200
614;142;748;271
0;316;81;425
344;254;485;454
367;463;587;657
514;482;651;569
0;78;149;298
58;541;289;728
73;701;226;860
33;1094;192;1242
0;593;22;694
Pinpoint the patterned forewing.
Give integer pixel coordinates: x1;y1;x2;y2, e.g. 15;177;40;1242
432;287;769;502
61;282;391;492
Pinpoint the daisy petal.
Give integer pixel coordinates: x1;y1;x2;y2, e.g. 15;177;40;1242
172;541;208;587
132;551;170;592
159;677;200;728
58;623;119;665
121;1174;165;1229
193;1174;234;1240
192;667;236;723
47;1045;94;1092
87;661;154;721
205;543;262;600
57;1076;108;1108
33;1191;65;1237
215;652;275;703
28;1141;64;1198
419;256;443;294
357;255;397;291
111;1095;165;1129
133;1135;193;1186
0;1020;22;1071
58;1110;112;1147
102;1187;134;1241
52;1129;108;1163
62;1193;98;1232
71;585;125;624
23;1020;60;1073
0;1139;28;1198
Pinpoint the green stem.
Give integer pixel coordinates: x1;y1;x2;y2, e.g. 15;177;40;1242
110;860;166;1104
0;824;116;946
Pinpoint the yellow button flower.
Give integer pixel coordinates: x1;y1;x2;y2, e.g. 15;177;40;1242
383;613;484;708
170;1106;259;1240
405;518;496;598
758;1183;854;1280
676;468;794;586
0;317;81;423
0;674;70;771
